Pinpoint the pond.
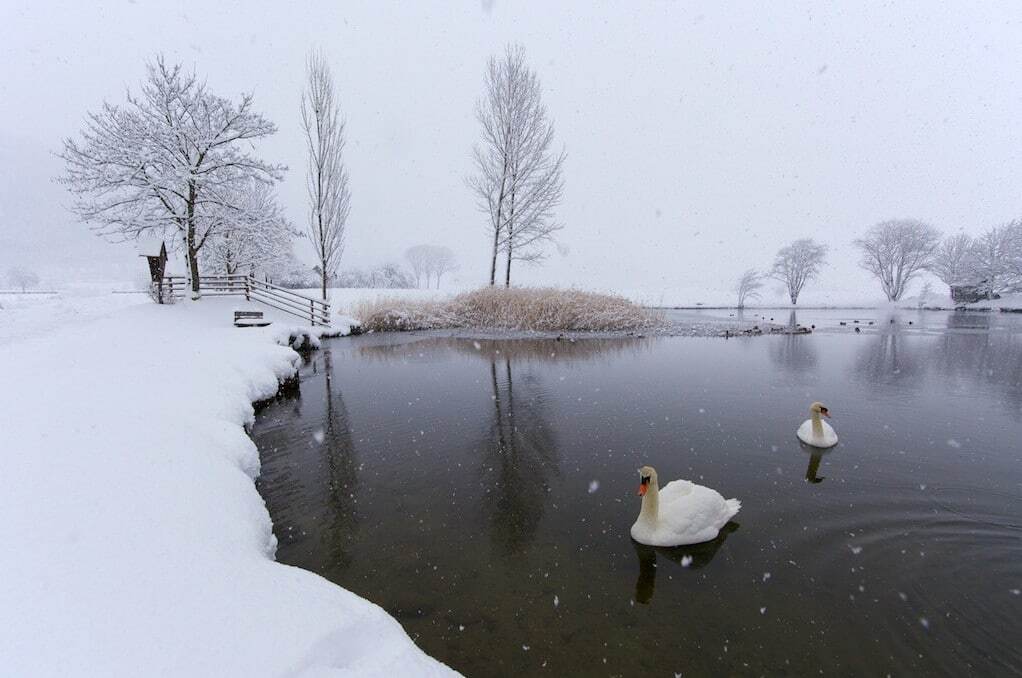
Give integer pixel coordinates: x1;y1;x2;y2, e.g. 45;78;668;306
252;309;1022;677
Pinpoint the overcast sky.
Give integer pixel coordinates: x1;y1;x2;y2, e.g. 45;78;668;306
2;1;1021;302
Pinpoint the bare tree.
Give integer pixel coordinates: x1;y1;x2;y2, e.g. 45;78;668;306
301;50;351;301
59;56;283;297
854;219;940;301
771;238;827;305
7;267;40;292
468;44;565;287
404;244;431;288
200;181;295;276
735;268;763;309
927;232;976;297
427;245;458;289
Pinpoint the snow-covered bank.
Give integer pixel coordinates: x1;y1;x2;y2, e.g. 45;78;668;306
0;297;456;677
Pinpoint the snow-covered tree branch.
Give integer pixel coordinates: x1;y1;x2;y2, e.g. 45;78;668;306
200;181;296;276
927;233;976;297
58;56;284;296
854;219;940;301
770;239;827;305
735;268;763;309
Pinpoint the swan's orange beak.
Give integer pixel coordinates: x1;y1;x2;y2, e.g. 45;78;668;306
638;476;650;496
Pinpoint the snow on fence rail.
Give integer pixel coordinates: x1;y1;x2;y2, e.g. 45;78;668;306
163;274;331;327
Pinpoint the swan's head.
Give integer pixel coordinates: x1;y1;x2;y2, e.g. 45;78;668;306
637;465;657;496
810;401;831;418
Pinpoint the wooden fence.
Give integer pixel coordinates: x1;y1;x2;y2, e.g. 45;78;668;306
162;274;331;327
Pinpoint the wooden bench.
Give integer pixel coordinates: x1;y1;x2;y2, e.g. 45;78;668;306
234;310;271;328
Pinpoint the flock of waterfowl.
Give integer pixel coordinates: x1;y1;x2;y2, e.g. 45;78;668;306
631;402;838;547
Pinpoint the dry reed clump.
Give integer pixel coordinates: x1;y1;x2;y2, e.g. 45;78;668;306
353;287;661;333
350;296;457;332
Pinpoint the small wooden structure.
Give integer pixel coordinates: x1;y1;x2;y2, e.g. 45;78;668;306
234;310;271;328
137;238;169;303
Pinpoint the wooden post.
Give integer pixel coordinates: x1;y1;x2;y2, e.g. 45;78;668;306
245;275;251;302
310;299;314;326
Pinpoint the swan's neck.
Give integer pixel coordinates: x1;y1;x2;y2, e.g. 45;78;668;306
811;410;824;438
639;478;660;525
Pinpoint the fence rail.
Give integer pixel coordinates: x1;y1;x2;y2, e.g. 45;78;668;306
161;274;331;327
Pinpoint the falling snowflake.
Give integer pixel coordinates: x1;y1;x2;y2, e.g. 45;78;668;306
681;555;693;567
472;341;482;350
919;617;930;629
587;480;600;494
947;439;961;448
553;595;559;607
849;545;862;555
762;572;771;582
312;429;325;444
759;607;766;614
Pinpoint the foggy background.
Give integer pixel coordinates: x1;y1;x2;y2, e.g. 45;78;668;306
2;1;1020;304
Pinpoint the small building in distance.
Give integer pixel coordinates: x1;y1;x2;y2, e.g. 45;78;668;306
950;282;998;304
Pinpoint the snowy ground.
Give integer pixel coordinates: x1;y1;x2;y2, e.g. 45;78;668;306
0;290;145;346
0;293;456;677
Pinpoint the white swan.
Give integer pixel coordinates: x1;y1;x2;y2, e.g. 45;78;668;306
796;401;838;448
630;466;741;547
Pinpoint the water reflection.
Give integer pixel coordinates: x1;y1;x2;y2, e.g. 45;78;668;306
770;333;818;373
453;337;648;363
355;336;648;364
480;355;561;556
631;523;739;604
799;443;829;483
931;313;1022;410
853;314;923;387
252;322;1022;677
315;350;361;570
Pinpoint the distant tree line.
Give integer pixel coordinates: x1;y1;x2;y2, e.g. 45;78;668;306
735;218;1022;307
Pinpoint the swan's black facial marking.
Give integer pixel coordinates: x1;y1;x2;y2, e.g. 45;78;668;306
640;476;650;486
820;406;828;414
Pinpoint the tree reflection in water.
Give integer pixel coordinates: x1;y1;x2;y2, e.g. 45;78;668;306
770;312;818;373
481;354;561;556
316;349;361;572
853;313;923;387
931;312;1022;412
632;523;739;604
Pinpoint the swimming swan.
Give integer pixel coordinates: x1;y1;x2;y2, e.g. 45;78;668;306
630;466;741;547
797;401;838;448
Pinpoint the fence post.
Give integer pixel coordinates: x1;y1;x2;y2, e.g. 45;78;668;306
245;275;251;302
310;299;314;326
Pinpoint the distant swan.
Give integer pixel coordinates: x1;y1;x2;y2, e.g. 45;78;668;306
797;401;838;448
630;466;741;547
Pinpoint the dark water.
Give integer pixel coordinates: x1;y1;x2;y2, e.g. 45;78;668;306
253;310;1022;677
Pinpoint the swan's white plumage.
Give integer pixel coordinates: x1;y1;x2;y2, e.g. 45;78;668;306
630;471;740;547
797;417;838;447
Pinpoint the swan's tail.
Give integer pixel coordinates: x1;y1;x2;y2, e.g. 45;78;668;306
725;498;741;520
